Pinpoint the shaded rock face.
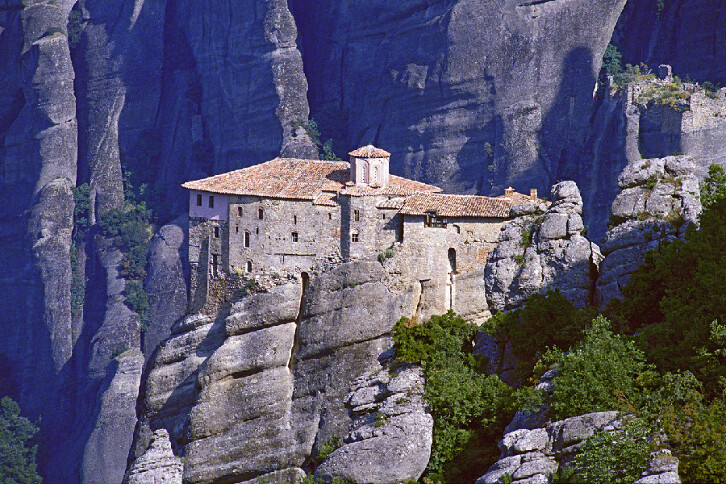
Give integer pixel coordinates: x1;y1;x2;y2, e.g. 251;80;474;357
614;0;726;85
131;261;423;483
315;366;433;484
290;0;627;194
581;78;726;242
597;155;701;304
485;181;600;312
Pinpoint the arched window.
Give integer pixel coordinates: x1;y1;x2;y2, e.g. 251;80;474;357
258;208;264;220
244;231;250;248
373;166;379;184
361;162;368;184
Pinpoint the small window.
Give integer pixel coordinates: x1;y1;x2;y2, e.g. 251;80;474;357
235;226;239;233
244;231;250;248
196;194;203;206
351;232;359;243
292;232;298;243
256;227;259;234
211;254;219;277
353;209;360;222
258;208;264;220
238;207;243;217
328;213;332;220
424;212;447;228
213;226;220;238
209;196;215;208
246;261;252;272
382;213;386;220
293;215;297;225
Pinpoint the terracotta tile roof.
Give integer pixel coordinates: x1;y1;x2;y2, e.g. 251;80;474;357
399;193;516;218
313;192;338;206
376;197;406;210
496;192;534;205
182;158;349;199
348;145;391;158
182;158;441;200
340;175;441;197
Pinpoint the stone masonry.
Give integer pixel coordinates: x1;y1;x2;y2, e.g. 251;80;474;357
182;146;540;312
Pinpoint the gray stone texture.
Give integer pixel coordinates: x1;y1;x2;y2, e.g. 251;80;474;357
478;410;682;484
614;0;726;85
485;181;599;312
315;366;432;484
290;0;627;195
124;429;183;484
132;261;426;483
597;155;702;304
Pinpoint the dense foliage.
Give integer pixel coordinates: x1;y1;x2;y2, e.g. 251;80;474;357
393;312;515;483
0;397;41;484
481;291;597;383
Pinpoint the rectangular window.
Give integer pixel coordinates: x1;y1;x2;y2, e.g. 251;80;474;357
351;232;359;243
258;208;264;220
292;232;298;243
354;209;360;221
244;231;250;248
424;213;447;228
238;207;243;217
209;195;215;208
196;194;203;206
214;226;220;238
211;254;219;277
293;215;297;225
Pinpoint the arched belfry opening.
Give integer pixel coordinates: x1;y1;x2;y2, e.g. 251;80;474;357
446;248;456;311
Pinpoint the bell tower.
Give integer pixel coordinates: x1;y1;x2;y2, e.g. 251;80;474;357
348;145;391;187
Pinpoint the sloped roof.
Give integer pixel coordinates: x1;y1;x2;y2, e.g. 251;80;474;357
399;193;517;218
348;145;391;158
182;158;440;200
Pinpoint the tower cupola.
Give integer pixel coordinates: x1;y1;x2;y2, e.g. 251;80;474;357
348;145;391;187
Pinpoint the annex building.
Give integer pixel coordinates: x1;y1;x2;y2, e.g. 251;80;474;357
183;145;538;315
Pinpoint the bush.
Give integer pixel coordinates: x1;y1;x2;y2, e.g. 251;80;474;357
547;316;652;420
316;437;341;461
124;279;150;330
0;397;41;484
568;418;651;484
73;183;91;229
481;291;597;383
394;312;516;483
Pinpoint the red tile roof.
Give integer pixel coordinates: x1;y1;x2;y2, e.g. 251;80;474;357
348;145;391;158
182;158;440;200
400;193;517;218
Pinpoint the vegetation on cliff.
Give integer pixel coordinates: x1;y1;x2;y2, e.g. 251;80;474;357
0;397;41;484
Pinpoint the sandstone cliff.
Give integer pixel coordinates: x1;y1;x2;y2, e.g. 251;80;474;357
128;261;431;483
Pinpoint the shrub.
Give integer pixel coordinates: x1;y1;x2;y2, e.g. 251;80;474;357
73;183;91;229
520;230;533;247
378;247;396;263
0;397;41;484
394;312;516;483
548;316;652;420
316;437;341;461
568;418;651;484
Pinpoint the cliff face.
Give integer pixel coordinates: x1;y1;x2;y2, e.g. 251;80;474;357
613;0;726;85
129;261;428;483
290;0;627;194
1;0;721;481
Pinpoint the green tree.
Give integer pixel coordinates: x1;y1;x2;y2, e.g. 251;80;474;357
394;312;515;483
548;316;652;420
700;164;726;210
0;397;41;484
602;43;623;77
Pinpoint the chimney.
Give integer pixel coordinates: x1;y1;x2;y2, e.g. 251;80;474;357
530;188;537;200
504;187;514;198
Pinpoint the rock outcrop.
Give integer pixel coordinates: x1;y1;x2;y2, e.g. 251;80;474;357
485;181;600;312
315;365;433;484
597;155;701;304
478;411;681;484
124;429;183;484
130;261;424;483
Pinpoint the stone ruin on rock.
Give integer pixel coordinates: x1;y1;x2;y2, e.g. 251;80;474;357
182;144;542;314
